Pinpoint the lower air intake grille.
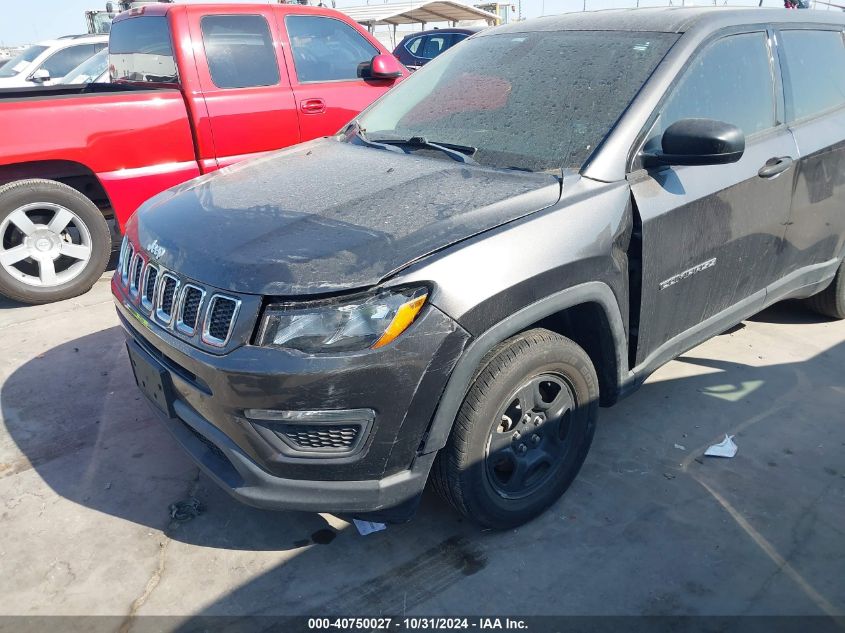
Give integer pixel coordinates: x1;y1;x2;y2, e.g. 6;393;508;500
280;425;360;450
203;295;239;345
181;286;203;330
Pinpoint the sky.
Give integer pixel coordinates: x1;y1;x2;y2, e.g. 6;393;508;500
0;0;831;46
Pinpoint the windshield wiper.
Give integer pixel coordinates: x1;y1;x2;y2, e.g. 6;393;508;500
374;136;478;165
347;122;404;155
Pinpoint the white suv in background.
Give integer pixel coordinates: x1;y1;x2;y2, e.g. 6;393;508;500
0;35;107;88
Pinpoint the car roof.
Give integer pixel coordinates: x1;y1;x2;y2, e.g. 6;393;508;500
37;34;108;47
403;26;484;38
484;7;845;35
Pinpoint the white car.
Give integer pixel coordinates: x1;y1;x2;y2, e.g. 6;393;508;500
60;48;110;85
0;35;107;88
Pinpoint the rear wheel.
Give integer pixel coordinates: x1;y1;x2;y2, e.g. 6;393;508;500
0;179;111;305
432;329;599;529
805;260;845;319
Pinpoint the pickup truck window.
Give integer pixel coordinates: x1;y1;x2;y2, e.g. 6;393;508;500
201;15;280;89
286;15;379;83
356;30;678;172
646;32;775;147
110;16;177;83
42;43;106;79
779;29;845;121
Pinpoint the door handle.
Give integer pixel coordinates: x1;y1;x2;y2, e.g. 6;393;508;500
758;156;793;178
300;98;326;114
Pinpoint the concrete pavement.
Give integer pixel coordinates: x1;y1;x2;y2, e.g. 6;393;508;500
0;274;843;624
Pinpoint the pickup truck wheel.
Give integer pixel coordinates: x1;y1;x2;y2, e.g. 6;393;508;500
805;261;845;319
432;329;599;529
0;179;110;305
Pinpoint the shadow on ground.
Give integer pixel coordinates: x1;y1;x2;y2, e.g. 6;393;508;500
1;302;843;615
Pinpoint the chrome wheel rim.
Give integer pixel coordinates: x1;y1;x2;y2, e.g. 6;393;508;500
0;202;93;288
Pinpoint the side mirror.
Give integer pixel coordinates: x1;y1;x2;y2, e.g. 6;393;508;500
359;54;403;80
28;68;51;83
645;118;745;167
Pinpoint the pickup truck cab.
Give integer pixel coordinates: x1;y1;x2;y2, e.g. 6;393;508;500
0;35;108;88
114;8;845;528
0;3;406;304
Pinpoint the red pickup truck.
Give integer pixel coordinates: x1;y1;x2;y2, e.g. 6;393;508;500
0;3;406;304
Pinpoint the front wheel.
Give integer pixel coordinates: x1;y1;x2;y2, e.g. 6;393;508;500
805;260;845;319
432;329;599;529
0;179;111;305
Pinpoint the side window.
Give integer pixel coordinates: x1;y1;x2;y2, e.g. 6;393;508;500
405;36;424;56
779;29;845;121
41;44;104;78
648;32;776;146
201;15;279;89
445;33;468;51
420;34;450;59
286;15;378;83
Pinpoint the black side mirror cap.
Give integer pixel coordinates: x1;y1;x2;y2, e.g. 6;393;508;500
643;118;745;167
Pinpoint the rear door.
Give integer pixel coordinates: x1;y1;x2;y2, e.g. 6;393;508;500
281;13;400;140
188;9;300;169
630;30;797;366
776;27;845;274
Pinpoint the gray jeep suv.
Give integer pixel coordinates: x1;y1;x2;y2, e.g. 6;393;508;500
112;8;845;528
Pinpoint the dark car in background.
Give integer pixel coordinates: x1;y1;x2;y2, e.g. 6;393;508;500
114;8;845;529
393;27;482;68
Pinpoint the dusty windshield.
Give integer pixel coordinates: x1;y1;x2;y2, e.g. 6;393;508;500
354;30;678;172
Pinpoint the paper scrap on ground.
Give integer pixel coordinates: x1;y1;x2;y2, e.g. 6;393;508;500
704;435;738;458
353;519;387;536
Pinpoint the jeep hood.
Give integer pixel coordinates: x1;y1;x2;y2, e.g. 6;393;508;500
132;138;561;296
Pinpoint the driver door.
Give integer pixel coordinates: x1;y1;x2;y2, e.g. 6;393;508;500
629;30;797;367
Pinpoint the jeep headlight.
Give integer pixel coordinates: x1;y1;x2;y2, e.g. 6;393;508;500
257;287;428;353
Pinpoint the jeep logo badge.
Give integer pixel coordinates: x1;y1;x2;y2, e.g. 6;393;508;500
146;239;166;260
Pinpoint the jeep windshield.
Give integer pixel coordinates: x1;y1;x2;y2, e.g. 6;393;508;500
352;30;678;172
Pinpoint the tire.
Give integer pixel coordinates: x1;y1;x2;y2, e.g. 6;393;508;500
432;328;599;529
0;179;111;305
804;261;845;319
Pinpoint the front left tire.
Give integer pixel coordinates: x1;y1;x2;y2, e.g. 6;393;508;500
432;328;599;529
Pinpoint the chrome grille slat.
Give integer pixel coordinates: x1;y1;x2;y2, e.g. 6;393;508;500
202;295;241;347
129;253;144;295
118;240;240;349
121;241;134;285
155;273;180;325
176;284;205;335
141;265;158;311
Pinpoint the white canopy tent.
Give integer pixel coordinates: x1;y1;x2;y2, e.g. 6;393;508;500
340;1;500;37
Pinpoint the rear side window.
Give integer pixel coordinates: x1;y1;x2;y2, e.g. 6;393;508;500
42;43;106;78
779;29;845;121
420;34;450;59
649;32;776;144
110;16;177;83
286;15;378;83
201;15;280;89
405;36;424;55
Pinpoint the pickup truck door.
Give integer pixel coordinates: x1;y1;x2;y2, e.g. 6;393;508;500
629;31;797;368
280;14;401;141
188;9;300;170
775;28;845;276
